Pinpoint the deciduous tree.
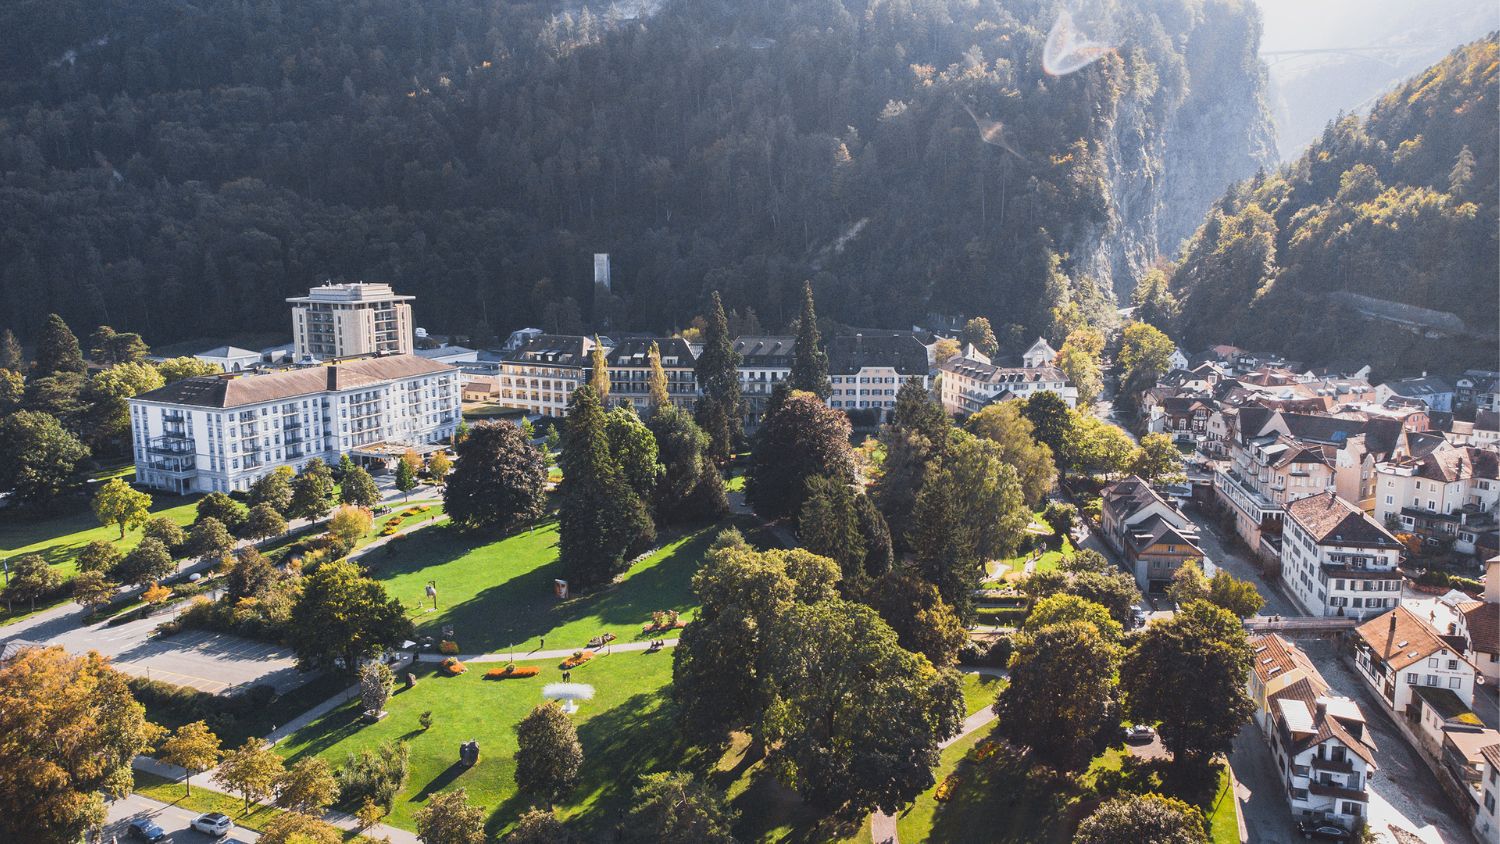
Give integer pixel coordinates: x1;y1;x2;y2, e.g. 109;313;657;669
867;570;968;667
72;570;116;615
1207;569;1266;618
1132;433;1187;486
159;720;222;795
0;410;89;504
259;812;341;844
1118;321;1177;398
427;450;452;483
327;505;372;547
196;492;247;532
960;317;999;358
93;478;152;539
1023;594;1122;640
0;647;157;844
588;336;610;401
340;464;381;507
414;788;487;844
76;539;123;574
1075;795;1206;844
4;554;63;611
646;341;671;412
994;621;1119;771
214;738;285;814
290;560;411;673
1167;561;1210;608
507;808;572;844
1068;569;1142;627
1121;601;1254;766
606;405;661;500
514;702;583;805
187;516;235;561
289;458;336;520
115;537;175;588
359;661;394;716
622;772;738;844
275;757;339;814
141;516;186;551
242;503;288;541
646;405;728;524
0;329;23;372
156;357;220;383
1020;392;1074;465
761;599;964;815
443;421;548;532
965;402;1057;507
746;391;854;520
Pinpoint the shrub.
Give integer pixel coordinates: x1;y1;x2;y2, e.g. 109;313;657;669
419;711;433;730
336;739;410;810
935;773;963;802
439;640;460;655
441;657;467;675
959;634;1013;668
559;650;594;670
485;664;540;679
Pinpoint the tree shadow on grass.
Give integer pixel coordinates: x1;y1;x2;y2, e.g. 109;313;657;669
279;702;364;763
413;760;470;802
925;738;1084;844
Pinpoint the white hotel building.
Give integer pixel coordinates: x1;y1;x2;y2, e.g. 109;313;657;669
1281;492;1404;619
937;337;1077;415
129;356;460;494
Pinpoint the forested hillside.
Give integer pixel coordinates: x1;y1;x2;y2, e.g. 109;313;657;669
0;0;1272;348
1170;36;1498;375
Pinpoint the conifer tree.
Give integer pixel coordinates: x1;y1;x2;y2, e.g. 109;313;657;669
694;292;743;462
789;282;830;400
557;386;654;589
645;342;670;411
0;329;25;372
34;314;85;377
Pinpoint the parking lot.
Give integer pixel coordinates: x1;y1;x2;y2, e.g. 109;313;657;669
105;794;258;843
41;608;305;694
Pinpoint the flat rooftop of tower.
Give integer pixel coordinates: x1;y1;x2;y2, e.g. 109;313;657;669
287;282;414;304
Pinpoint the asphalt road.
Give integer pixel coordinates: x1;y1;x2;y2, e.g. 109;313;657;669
1230;724;1300;844
104;793;258;844
1182;500;1303;618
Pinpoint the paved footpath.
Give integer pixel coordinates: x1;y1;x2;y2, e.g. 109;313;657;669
869;667;1008;844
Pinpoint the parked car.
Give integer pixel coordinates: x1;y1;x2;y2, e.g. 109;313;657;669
126;818;172;843
191;812;232;837
1296;820;1350;841
1123;724;1156;743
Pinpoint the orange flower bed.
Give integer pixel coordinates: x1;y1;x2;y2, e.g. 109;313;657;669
974;740;999;762
439;640;460;655
559;650;594;670
935;773;963;802
485;664;540;680
441;657;467;675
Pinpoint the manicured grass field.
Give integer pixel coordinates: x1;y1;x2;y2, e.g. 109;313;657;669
361;517;768;655
0;491;200;624
278;652;688;836
960;672;1006;716
359;500;446;548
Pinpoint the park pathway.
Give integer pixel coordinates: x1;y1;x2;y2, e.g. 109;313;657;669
870;667;1007;844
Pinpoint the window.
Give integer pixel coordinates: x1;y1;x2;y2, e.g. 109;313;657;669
1451;677;1462;689
1406;673;1418;684
1429;657;1439;668
1426;675;1441;686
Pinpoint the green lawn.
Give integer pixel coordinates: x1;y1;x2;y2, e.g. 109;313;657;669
0;491;200;624
134;770;290;833
278;652;691;836
960;672;1006;716
710;731;867;844
360;501;446;548
1208;767;1238;844
362;517;768;655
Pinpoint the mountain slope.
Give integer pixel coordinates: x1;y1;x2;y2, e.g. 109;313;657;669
0;0;1273;347
1170;36;1498;375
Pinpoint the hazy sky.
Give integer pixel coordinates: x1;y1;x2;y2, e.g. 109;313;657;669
1252;0;1499;157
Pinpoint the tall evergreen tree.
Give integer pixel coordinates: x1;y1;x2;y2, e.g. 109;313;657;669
645;342;670;411
694;292;743;462
557;386;654;590
34;314;85;377
588;337;610;403
0;329;25;373
788;282;830;400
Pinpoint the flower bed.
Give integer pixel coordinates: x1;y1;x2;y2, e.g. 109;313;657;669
441;657;467;676
439;640;460;655
559;650;594;670
935;773;963;802
484;664;540;680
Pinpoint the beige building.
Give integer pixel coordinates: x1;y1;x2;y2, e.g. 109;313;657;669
288;282;414;360
495;334;599;418
937;339;1076;415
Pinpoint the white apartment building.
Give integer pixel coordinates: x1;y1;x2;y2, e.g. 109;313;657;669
607;338;698;413
1475;744;1500;843
129;356;459;494
1281;493;1403;619
288;282;414;360
1373;442;1499;556
827;332;931;419
495;335;599;418
937;338;1075;416
733;336;795;427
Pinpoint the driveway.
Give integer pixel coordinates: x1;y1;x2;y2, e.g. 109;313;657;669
36;607;305;694
105;792;258;843
1299;638;1475;844
1230;724;1299;844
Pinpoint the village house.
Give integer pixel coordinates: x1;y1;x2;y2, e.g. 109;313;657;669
937;338;1076;415
1247;634;1377;830
1376;375;1456;413
1456;370;1500;414
1281;493;1403;619
1373;441;1500;557
733;335;795;426
1351;605;1479;717
1100;476;1206;593
1473;744;1500;842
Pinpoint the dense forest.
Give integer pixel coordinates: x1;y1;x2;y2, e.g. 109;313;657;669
1169;36;1498;375
0;0;1272;349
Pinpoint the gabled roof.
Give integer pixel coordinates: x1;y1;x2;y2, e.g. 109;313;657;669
828;332;930;376
1383;376;1455;397
1125;514;1203;556
1476;409;1499;433
606;337;696;368
1271;677;1377;766
1354;605;1471;671
1284;493;1400;549
133;355;453;409
1481;743;1500;771
507;334;593;367
196;345;260;359
938;356;1068;385
1249;633;1322;685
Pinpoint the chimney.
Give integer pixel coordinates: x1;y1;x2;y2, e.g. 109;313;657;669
1315;699;1328;721
1389;611;1398;637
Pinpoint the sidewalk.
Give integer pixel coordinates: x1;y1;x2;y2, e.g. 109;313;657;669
413;638;680;664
